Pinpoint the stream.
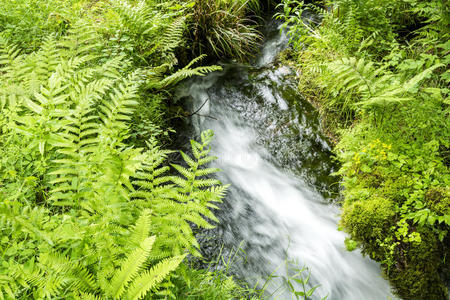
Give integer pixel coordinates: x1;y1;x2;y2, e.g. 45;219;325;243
176;19;395;299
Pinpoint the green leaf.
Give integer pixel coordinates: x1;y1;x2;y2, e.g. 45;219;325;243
109;237;155;299
306;285;320;297
360;165;372;173
125;255;186;300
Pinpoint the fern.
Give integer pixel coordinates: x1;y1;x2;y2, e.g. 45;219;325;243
0;36;22;78
146;54;222;89
108;237;156;298
10;209;185;299
106;0;222;89
0;25;144;209
125;254;186;300
59;22;101;58
0;4;230;299
111;0;155;37
159;16;186;53
132;130;227;257
129;209;152;247
324;57;444;114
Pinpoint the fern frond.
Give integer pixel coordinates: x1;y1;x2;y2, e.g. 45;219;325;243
108;236;155;299
171;164;195;181
159;16;186;52
38;252;97;292
0;36;22;75
129;209;152;247
146;55;222;89
24;36;60;89
75;292;102;300
195;167;222;177
158;63;222;88
193;178;221;187
125;254;186;300
112;0;154;35
99;72;140;138
60;21;101;58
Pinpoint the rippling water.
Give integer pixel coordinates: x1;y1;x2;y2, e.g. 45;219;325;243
177;19;394;300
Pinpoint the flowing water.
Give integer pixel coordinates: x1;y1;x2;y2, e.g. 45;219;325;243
176;20;394;299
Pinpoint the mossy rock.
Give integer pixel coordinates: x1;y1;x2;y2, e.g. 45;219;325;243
362;168;384;188
381;176;409;204
425;187;450;216
341;196;396;260
388;228;448;300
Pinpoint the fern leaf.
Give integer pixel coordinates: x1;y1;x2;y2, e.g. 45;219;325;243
125;255;186;300
109;236;155;299
129;209;152;247
403;63;444;92
171;164;195;181
159;17;186;52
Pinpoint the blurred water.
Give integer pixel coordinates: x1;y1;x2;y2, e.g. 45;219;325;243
177;20;394;299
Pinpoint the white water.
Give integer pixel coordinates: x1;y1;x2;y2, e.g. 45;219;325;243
177;21;395;300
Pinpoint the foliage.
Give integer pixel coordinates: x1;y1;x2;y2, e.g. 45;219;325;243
146;54;223;90
132;130;228;258
279;0;450;298
0;10;232;298
170;260;249;299
191;0;263;61
0;0;331;299
0;0;81;50
0;0;224;143
271;262;324;300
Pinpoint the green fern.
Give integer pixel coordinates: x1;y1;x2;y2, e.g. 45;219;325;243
107;1;222;89
159;16;186;54
146;54;222;89
133;130;227;257
10;209;185;299
0;5;229;299
59;22;101;58
0;35;22;80
108;236;156;298
111;0;155;37
125;254;186;300
325;57;444;113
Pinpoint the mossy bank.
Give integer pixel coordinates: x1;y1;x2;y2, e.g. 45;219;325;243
277;0;449;298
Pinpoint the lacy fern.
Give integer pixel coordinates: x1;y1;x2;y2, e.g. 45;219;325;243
147;54;223;89
324;56;444;115
133;130;227;257
280;0;449;297
0;19;226;299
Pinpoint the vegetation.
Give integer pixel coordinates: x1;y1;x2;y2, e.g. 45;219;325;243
4;0;448;298
0;0;268;298
191;0;263;61
278;0;449;298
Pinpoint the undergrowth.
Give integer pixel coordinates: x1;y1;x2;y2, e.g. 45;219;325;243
278;0;449;298
0;0;271;299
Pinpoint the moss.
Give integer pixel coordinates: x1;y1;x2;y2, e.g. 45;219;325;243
381;176;409;204
426;187;450;216
341;196;396;260
341;190;449;299
388;228;448;300
362;168;384;188
278;48;296;65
